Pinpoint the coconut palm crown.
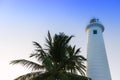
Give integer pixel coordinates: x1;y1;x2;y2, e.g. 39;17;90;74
10;31;90;80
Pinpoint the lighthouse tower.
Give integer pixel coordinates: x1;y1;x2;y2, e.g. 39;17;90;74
86;18;111;80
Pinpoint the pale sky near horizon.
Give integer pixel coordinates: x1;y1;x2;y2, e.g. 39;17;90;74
0;0;120;80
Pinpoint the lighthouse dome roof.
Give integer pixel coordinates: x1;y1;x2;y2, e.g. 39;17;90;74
86;18;104;32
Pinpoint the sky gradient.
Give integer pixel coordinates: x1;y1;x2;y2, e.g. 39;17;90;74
0;0;120;80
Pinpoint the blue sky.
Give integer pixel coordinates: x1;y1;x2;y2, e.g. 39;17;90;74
0;0;120;80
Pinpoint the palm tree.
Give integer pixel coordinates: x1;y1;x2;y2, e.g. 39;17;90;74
10;31;89;80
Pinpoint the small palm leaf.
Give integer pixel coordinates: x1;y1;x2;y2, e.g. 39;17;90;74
65;35;74;44
10;59;44;71
30;72;51;80
30;41;47;61
74;48;81;55
14;71;42;80
47;31;52;46
33;41;42;49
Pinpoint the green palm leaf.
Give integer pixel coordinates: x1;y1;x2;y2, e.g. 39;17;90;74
14;71;42;80
10;59;44;71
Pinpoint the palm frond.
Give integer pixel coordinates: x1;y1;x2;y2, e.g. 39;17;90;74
74;48;81;55
33;41;42;49
30;51;47;62
46;31;52;46
77;55;87;61
65;35;74;44
30;47;48;62
10;59;44;71
75;64;86;76
15;71;42;80
30;72;51;80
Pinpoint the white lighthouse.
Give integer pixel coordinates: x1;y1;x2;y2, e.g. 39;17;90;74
86;18;111;80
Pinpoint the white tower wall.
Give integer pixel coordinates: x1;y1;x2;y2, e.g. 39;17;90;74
86;19;111;80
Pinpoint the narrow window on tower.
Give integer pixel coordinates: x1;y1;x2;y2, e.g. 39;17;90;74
93;30;97;34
